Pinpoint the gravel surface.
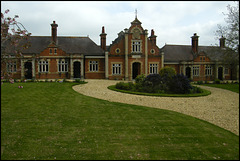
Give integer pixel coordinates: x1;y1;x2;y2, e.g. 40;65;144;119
73;79;239;135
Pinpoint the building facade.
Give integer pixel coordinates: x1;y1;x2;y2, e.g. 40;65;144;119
2;17;239;81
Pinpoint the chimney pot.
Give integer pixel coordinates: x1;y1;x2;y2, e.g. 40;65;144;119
151;29;154;36
102;26;105;33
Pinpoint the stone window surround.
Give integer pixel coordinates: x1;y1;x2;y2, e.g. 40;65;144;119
149;62;159;74
7;60;17;73
38;59;50;73
57;59;68;73
111;62;122;76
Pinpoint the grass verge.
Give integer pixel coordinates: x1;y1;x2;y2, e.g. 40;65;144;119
108;85;211;97
1;82;238;160
201;83;239;93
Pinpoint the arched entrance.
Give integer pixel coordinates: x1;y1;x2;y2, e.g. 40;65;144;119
185;67;191;79
24;62;32;79
132;62;141;80
74;61;81;78
218;67;223;80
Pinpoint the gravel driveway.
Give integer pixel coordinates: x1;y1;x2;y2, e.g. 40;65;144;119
73;79;239;135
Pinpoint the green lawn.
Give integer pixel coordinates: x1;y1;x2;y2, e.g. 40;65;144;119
201;83;239;93
1;82;239;160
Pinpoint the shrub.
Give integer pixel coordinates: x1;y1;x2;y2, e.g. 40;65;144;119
197;81;203;85
75;79;81;83
167;74;193;94
135;74;146;85
214;79;221;84
191;86;203;94
144;74;162;87
159;66;176;79
116;82;134;90
142;74;163;93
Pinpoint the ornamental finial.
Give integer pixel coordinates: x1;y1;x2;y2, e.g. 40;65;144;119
135;9;137;18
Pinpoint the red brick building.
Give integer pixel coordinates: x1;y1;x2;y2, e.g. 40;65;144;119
2;17;239;81
162;33;239;81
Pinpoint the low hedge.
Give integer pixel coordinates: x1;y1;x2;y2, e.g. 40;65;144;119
108;85;211;97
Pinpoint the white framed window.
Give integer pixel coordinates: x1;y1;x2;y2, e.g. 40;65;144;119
89;61;98;72
112;64;121;75
205;65;212;76
193;66;199;76
149;64;158;74
58;60;68;72
7;61;17;72
132;41;141;53
49;48;53;55
224;68;229;75
54;48;57;55
39;61;49;73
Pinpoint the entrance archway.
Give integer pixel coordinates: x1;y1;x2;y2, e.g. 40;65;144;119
186;67;191;79
74;61;81;78
132;62;141;80
218;67;223;80
24;62;32;79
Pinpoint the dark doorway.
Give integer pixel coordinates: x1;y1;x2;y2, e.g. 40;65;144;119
185;67;191;79
74;61;81;78
132;62;141;80
218;67;223;80
24;62;32;79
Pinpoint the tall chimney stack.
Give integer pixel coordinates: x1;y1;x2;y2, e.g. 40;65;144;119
149;29;157;45
51;21;58;45
191;33;199;53
219;36;226;48
100;26;107;51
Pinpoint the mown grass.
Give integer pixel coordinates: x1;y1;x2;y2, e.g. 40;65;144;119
201;83;239;93
108;85;211;97
1;82;239;160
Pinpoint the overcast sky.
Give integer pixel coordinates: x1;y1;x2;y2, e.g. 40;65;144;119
1;1;237;48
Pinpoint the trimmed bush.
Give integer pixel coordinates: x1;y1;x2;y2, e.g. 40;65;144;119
116;82;134;90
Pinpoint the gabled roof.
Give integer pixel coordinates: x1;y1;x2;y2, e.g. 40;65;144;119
4;36;104;56
162;44;227;62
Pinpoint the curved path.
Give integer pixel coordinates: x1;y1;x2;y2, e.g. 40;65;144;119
73;79;239;135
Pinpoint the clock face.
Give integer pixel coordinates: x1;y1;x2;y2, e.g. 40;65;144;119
133;28;140;39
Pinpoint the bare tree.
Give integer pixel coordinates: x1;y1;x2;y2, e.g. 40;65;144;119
215;2;239;80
